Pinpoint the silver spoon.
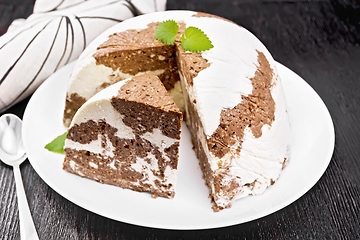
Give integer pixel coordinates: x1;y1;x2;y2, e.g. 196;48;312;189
0;114;39;240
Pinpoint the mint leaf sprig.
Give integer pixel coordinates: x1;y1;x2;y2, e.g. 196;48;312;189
154;20;214;53
45;131;68;154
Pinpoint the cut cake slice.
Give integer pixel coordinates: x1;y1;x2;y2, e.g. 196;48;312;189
63;74;183;198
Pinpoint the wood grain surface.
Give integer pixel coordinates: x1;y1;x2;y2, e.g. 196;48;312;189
1;0;360;239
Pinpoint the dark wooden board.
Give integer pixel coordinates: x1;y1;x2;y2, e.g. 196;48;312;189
1;0;359;239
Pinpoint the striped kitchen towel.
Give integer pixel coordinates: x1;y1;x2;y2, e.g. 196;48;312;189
0;0;166;112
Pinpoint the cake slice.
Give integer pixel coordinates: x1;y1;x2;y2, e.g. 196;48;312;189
63;74;183;198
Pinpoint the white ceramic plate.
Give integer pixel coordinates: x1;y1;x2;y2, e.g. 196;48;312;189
22;61;334;230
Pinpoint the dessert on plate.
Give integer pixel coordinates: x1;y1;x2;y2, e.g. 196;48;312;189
62;10;291;211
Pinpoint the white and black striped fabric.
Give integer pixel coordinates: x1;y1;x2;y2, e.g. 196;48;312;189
0;0;166;112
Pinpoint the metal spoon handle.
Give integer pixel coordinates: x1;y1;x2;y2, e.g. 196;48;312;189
13;165;39;240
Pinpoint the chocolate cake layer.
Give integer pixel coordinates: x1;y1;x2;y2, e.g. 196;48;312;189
63;93;87;127
176;43;211;86
93;23;180;91
111;74;182;138
208;51;275;159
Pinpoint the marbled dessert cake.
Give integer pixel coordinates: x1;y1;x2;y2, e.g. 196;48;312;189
63;11;291;211
63;74;183;198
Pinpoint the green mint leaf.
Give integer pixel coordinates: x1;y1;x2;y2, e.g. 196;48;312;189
181;26;214;52
45;131;68;154
154;20;179;45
